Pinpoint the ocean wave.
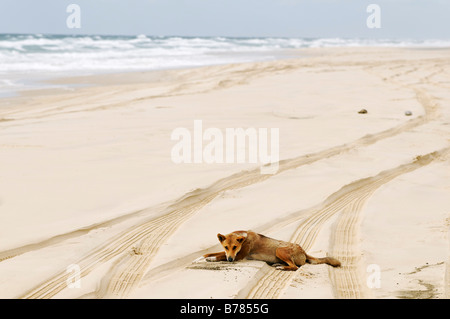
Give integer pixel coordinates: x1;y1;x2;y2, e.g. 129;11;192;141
0;34;449;74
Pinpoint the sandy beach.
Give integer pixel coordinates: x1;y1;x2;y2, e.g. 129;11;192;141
0;47;449;299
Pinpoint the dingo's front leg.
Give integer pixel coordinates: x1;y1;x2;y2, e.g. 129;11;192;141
203;251;227;262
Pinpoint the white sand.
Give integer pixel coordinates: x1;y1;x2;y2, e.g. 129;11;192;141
0;47;449;299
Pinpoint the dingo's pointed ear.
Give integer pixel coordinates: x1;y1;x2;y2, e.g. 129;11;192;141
236;236;246;244
217;233;226;242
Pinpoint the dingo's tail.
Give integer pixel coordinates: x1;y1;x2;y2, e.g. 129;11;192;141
306;254;341;267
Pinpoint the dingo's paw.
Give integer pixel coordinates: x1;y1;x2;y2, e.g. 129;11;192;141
205;257;217;262
192;256;206;263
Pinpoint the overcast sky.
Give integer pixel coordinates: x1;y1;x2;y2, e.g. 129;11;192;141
0;0;449;39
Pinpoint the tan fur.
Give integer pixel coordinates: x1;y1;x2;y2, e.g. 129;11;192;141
204;230;341;271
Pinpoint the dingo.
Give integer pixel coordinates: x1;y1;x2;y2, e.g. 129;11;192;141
203;230;341;271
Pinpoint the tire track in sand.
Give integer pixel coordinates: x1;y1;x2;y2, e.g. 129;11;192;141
328;148;450;299
20;193;216;299
1;83;435;265
102;73;443;298
243;148;449;299
12;147;346;298
87;105;441;298
241;60;445;299
19;110;431;299
101;122;440;298
18;63;441;298
21;99;436;299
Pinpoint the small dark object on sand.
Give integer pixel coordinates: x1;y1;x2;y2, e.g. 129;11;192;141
405;110;412;116
358;109;368;114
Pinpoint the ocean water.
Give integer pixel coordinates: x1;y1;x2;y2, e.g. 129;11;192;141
1;34;449;97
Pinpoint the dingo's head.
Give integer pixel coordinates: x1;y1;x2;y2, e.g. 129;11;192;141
217;232;247;262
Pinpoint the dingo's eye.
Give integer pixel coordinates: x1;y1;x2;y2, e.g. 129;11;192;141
232;246;237;250
224;246;228;250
